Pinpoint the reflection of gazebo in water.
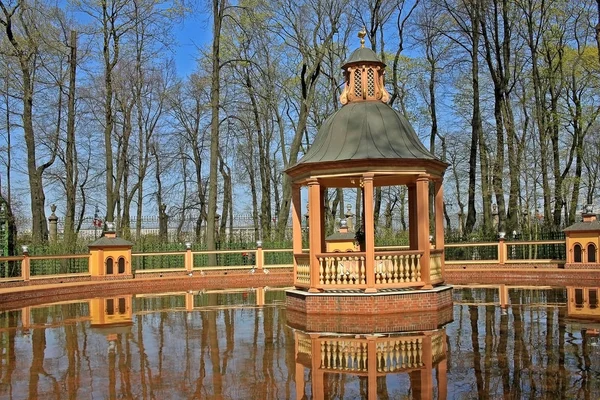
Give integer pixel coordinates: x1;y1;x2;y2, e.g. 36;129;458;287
294;328;448;399
285;34;452;315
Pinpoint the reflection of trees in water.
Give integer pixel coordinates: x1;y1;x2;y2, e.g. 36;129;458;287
4;289;600;398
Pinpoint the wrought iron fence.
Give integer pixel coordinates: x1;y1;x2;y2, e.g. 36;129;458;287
445;244;499;261
0;260;21;279
30;256;88;276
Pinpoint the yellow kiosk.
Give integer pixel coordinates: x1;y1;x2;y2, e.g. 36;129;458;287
88;222;133;279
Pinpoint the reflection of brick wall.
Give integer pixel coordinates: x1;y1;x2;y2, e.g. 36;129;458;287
287;305;453;333
286;286;453;316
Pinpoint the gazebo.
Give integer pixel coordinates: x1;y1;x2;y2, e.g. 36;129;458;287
285;36;452;317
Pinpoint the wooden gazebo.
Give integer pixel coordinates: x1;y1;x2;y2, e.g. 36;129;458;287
285;40;448;295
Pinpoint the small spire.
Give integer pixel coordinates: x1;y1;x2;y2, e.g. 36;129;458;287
358;26;367;48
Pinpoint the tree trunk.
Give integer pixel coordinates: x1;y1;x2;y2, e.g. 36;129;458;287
0;2;50;243
64;30;78;247
206;0;225;263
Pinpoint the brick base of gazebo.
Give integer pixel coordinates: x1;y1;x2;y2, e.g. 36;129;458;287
286;303;453;334
285;285;453;332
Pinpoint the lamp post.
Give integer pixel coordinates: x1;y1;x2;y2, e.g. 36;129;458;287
93;206;102;239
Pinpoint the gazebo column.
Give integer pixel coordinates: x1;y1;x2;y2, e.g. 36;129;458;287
416;175;431;288
310;334;325;400
320;186;327;251
294;331;306;400
363;174;376;293
366;336;378;399
292;184;302;284
308;179;323;292
438;358;448;400
420;333;434;400
408;183;417;250
434;180;445;273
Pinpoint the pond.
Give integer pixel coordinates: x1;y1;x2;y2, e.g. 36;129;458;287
0;286;598;399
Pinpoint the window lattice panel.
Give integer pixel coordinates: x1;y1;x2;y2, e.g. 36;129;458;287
354;69;362;97
367;68;375;97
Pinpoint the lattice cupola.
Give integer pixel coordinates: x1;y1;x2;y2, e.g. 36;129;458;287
339;28;391;105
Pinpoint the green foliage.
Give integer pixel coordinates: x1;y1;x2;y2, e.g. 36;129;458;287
374;229;409;246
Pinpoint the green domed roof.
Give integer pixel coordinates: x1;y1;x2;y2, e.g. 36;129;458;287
342;47;385;68
294;101;438;166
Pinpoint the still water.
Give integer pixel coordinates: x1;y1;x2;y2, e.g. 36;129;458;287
0;286;598;399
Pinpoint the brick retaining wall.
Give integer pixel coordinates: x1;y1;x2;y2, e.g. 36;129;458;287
0;268;294;310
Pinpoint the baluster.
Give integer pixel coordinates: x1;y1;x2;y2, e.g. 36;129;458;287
375;256;381;284
383;342;389;371
341;341;348;370
350;343;357;370
417;338;423;366
400;341;406;368
398;255;405;282
394;340;401;371
319;258;324;284
360;257;366;284
400;256;406;282
409;255;415;282
361;342;368;371
321;341;326;368
410;340;416;368
416;255;421;281
331;341;338;369
387;256;393;284
392;255;399;283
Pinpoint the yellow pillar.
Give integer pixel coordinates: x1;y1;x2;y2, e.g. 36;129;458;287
256;242;264;271
185;292;194;311
185;243;193;272
21;306;30;332
498;237;506;265
363;174;376;293
499;284;509;308
417;175;431;288
308;179;322;292
256;287;265;306
21;247;30;281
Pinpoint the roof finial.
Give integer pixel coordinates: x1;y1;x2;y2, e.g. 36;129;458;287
358;26;367;48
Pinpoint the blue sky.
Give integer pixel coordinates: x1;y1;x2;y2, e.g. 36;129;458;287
172;9;212;77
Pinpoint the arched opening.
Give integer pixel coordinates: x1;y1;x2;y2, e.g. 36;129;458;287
575;288;584;308
574;244;582;263
106;298;115;315
589;289;598;309
106;257;114;275
118;257;125;274
118;297;126;314
587;243;597;263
